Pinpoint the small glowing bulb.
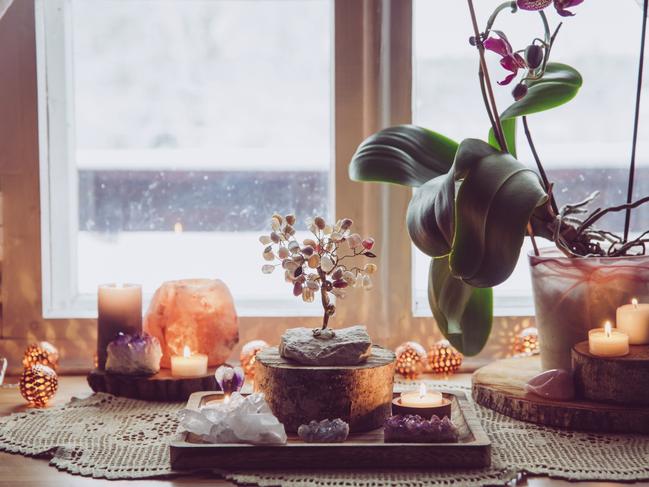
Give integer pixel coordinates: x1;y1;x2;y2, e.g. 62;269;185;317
183;345;191;358
604;321;613;338
419;383;427;398
174;222;183;234
632;298;639;309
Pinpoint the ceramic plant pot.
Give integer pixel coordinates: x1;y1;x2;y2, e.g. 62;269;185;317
529;248;649;370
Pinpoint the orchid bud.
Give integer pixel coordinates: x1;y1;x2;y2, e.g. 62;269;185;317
512;83;528;101
525;44;544;69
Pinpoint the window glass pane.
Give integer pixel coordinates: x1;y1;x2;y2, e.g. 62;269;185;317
413;1;648;314
68;0;331;308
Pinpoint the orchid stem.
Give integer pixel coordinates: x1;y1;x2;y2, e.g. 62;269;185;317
467;0;508;153
522;116;558;215
624;0;649;242
527;223;540;256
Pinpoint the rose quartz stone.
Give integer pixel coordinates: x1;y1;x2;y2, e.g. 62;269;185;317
524;369;575;401
144;279;239;368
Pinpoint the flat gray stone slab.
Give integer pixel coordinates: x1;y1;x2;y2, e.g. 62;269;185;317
278;325;372;365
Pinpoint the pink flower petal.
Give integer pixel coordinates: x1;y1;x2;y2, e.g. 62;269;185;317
484;37;510;57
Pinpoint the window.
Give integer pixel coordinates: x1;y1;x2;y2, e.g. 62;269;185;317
37;0;332;317
412;0;649;316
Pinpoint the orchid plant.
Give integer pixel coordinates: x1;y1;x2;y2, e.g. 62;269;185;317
349;0;649;355
260;214;377;335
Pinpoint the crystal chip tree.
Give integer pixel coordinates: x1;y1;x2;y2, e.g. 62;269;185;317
260;214;377;335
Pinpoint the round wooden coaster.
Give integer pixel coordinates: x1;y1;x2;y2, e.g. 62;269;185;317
87;368;217;402
472;355;649;434
572;342;649;406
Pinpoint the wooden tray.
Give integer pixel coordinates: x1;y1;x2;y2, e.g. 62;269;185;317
473;355;649;434
170;390;491;470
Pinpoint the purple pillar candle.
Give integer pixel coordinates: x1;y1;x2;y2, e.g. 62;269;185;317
97;284;142;369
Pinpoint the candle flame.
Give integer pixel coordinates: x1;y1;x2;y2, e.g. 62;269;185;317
604;321;612;338
223;394;231;405
419;383;427;398
183;345;191;358
174;222;183;234
632;298;639;309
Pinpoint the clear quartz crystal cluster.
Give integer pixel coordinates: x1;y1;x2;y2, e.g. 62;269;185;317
105;334;162;375
178;392;287;445
384;414;459;443
297;418;349;443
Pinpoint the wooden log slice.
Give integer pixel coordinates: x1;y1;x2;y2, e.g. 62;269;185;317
255;345;396;433
572;342;649;406
472;355;649;434
87;368;218;402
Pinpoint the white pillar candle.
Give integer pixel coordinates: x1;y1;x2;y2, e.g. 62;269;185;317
97;283;142;370
588;322;629;357
617;298;649;345
399;384;443;408
171;346;208;377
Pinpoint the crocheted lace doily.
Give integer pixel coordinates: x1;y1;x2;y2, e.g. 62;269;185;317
1;380;649;485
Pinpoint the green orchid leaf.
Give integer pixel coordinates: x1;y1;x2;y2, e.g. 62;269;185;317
349;125;458;188
428;256;493;356
408;138;548;286
488;118;517;157
450;142;548;287
500;63;583;121
488;63;582;157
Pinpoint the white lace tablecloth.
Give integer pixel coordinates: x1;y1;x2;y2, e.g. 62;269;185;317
1;380;649;486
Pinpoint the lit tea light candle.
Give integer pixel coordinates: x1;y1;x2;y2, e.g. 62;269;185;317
617;298;649;345
392;384;452;419
588;322;629;357
399;384;443;408
171;346;208;377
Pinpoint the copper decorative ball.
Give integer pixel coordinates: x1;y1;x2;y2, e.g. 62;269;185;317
428;340;463;375
395;341;427;379
513;327;540;356
22;341;60;371
240;339;269;379
19;364;58;407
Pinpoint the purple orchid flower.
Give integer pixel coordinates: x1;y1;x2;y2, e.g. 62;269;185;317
483;32;527;85
517;0;584;17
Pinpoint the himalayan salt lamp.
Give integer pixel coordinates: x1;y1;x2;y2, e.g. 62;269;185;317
144;279;239;368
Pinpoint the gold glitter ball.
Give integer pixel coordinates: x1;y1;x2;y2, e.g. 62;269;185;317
395;341;427;379
428;340;463;375
240;340;269;379
513;327;539;356
19;364;58;407
22;341;60;371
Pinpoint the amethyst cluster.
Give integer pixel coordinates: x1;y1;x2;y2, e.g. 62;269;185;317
105;333;162;375
384;414;459;443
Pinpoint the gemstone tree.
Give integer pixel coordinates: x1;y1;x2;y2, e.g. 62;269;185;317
260;214;377;336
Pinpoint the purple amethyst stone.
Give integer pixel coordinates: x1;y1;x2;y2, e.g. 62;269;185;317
105;333;162;375
384;414;459;443
215;365;245;395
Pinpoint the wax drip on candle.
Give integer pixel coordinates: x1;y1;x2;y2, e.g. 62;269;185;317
604;321;612;338
633;298;639;309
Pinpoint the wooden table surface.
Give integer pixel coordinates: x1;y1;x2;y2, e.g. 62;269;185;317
0;375;646;487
